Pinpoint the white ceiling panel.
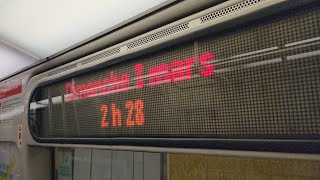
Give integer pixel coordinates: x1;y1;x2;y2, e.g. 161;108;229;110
0;41;38;79
0;0;168;59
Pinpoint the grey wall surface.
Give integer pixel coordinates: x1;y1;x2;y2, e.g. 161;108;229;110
73;148;163;180
91;149;112;180
73;148;92;180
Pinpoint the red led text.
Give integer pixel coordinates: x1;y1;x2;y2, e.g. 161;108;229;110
65;52;215;102
100;99;145;128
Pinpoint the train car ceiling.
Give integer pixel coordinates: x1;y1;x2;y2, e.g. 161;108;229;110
0;0;226;81
0;0;170;59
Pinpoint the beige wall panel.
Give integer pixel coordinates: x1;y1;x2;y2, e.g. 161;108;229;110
169;153;320;180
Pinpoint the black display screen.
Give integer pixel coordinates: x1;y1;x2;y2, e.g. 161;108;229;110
29;5;320;151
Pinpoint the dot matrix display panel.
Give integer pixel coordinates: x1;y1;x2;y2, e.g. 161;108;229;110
29;5;320;147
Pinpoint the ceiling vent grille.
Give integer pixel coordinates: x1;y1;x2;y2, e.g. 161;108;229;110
126;23;190;50
48;48;120;77
48;64;77;76
81;47;121;65
200;0;265;24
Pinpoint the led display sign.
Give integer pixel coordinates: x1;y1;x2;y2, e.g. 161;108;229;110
28;7;320;152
